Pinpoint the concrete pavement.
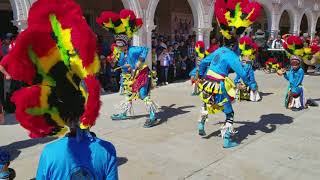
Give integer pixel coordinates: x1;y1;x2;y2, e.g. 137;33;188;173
0;71;319;180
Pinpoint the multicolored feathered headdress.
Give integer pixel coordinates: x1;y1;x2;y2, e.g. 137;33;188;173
282;35;319;63
195;41;218;59
215;0;261;39
302;44;320;63
239;36;258;60
283;36;304;58
96;9;143;46
0;0;101;138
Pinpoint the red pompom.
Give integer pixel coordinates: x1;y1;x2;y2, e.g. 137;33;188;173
111;43;117;52
239;36;252;45
206;44;219;54
80;75;101;128
195;41;205;49
135;18;143;28
120;9;136;20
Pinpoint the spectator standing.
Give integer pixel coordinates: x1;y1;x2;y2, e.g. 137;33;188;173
168;45;175;83
159;45;170;85
179;41;188;79
187;41;196;75
173;42;181;79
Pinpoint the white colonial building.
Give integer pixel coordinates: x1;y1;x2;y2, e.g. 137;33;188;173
1;0;320;61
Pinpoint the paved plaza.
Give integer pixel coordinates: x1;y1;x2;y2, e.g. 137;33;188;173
0;71;320;180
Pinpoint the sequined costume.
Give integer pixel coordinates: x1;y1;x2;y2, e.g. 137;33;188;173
197;0;261;148
97;9;158;128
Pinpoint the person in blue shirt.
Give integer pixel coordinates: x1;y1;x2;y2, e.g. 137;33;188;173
277;56;306;111
197;46;256;148
97;10;159;128
37;129;118;180
200;0;262;148
234;37;261;102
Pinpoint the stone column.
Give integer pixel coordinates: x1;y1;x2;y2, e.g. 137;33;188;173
291;14;300;36
203;27;213;48
194;28;204;41
145;23;156;69
270;3;281;38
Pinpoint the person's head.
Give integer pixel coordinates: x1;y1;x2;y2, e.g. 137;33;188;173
190;41;195;47
290;56;301;70
180;41;184;47
152;47;156;53
115;34;129;52
3;33;13;45
168;45;173;51
277;35;281;40
211;38;217;45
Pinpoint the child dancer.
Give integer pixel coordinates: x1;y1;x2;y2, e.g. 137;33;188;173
235;36;261;102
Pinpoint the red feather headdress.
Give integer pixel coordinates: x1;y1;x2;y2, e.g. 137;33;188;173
0;0;101;138
96;9;143;38
215;0;261;39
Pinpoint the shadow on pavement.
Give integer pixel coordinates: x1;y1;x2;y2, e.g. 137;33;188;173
204;113;294;143
259;92;274;97
155;104;195;126
0;137;57;161
117;157;128;167
129;104;195;126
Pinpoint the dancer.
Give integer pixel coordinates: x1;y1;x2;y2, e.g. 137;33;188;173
235;36;261;102
278;35;319;111
277;55;305;111
197;0;261;148
1;0;118;179
97;9;158;128
189;41;217;96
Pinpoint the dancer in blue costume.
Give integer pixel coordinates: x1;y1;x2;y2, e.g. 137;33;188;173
277;56;306;111
234;36;261;102
97;9;158;128
197;0;262;148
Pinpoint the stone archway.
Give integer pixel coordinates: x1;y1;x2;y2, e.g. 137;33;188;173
316;16;320;35
279;10;291;35
300;14;309;35
297;9;315;37
154;0;195;37
145;0;205;32
0;0;18;35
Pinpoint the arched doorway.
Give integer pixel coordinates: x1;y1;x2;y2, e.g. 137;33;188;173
0;0;18;37
154;0;195;41
279;10;291;35
252;6;269;33
75;0;124;34
300;14;309;35
316;17;320;36
75;0;124;54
